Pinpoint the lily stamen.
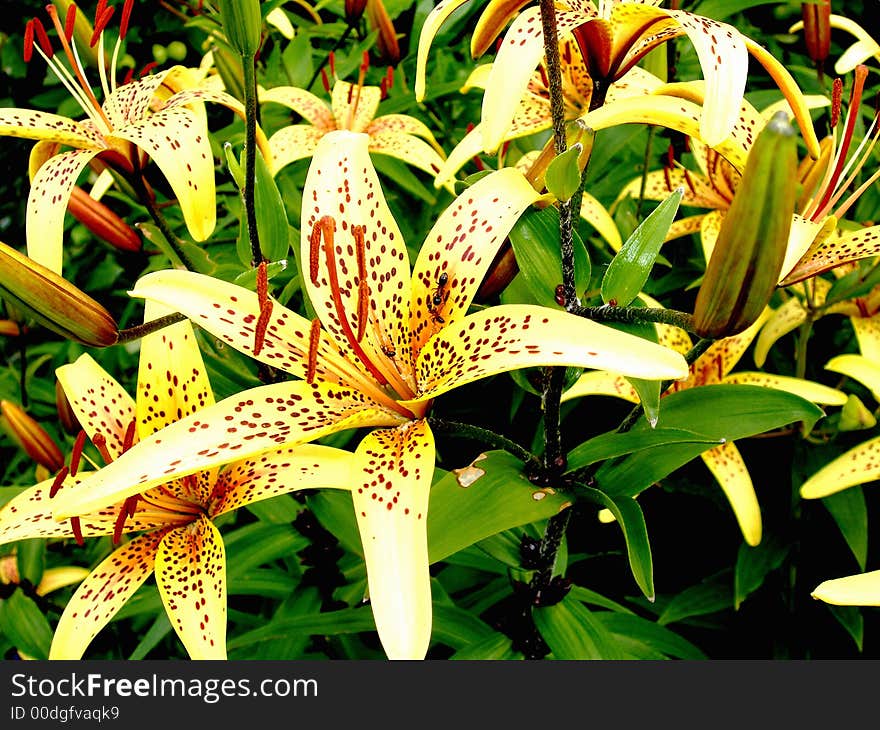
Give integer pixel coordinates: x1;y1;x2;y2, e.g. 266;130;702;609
92;433;112;464
49;465;70;498
354;224;370;342
122;418;137;453
307;318;321;384
70;517;83;546
69;430;87;476
253;260;273;356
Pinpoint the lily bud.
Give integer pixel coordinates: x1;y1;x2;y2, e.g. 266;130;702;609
0;320;21;337
67;186;141;253
366;0;400;65
0;400;65;472
801;0;831;65
0;241;118;347
693;111;798;339
345;0;368;24
217;0;262;57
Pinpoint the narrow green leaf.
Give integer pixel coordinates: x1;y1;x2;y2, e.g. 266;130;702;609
822;486;869;571
223;141;244;188
450;631;518;659
227;607;377;649
533;594;622;659
237;146;291;263
577;486;654;600
828;605;864;652
626;376;661;427
372;154;437;204
595;385;824;497
224;523;309;576
595;612;707;659
566;427;722;472
734;534;789;610
16;538;45;586
545;143;583;203
568;585;635;614
601;187;683;306
128;613;172;660
431;603;495;649
0;591;53;659
508;206;591;309
657;575;734;625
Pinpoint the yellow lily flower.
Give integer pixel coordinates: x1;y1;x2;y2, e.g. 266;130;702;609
0;303;354;660
55;129;689;659
261;54;447;182
4;1;260;273
416;0;818;153
812;570;880;607
562;306;846;546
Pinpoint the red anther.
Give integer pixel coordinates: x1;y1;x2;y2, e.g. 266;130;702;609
122;66;135;85
466;122;475;133
89;5;115;47
253;260;272;356
112;504;127;544
309;223;322;285
471;154;486;172
91;432;112;464
386;65;394;90
23;20;34;63
501;140;510;159
69;429;87;476
538;65;549;89
831;77;843;129
120;0;134;40
139;61;159;77
666;143;676;167
681;168;697;196
33;18;54;58
496;37;503;53
96;0;107;18
380;77;388;100
347;84;354;104
328;50;336;78
49;465;70;498
353;225;369;342
122;418;137;452
63;4;76;43
320;67;330;93
360;50;370;74
70;517;84;546
306;318;321;384
663;165;673;191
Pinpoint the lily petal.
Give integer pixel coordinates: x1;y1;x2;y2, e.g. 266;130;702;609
411;303;689;403
753;297;809;368
368;132;447;181
433;125;490;189
155;516;227;660
851;316;880;363
56;354;137;462
415;0;476;101
0;476;103;544
102;71;172;130
813;570;880;606
352;420;434;659
722;372;847;406
561;370;638;403
410;167;541;354
49;530;167;659
112;106;216;242
580;192;623;251
781;223;880;285
0;108;103;148
210;443;354;518
27;147;101;274
800;435;880;499
701;441;761;546
267;125;325;175
331;81;382;134
685;313;769;386
301;130;412;379
260;86;336;130
52;380;404;519
825;354;880;402
137;301;215;439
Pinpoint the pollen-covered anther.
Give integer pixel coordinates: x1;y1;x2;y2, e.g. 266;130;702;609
49;465;70;498
122;418;137;453
253;260;273;356
89;4;116;47
307;317;321;384
353;224;369;342
69;429;87;476
113;494;139;544
831;78;843;128
92;432;112;464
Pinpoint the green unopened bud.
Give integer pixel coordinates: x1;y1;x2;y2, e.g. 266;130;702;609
693;111;799;339
217;0;263;57
0;241;118;347
0;400;65;472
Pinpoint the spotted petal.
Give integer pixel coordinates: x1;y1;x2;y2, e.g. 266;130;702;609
267;125;325;174
49;530;167;659
812;570;880;606
851;316;880;363
781;223;880;285
331;81;381;134
410;304;688;403
368;131;447;181
753;297;810;368
102;70;172;130
137;301;215;438
415;0;480;101
0;476;104;544
580;192;622;251
352;420;434;659
260;86;336;130
0;108;103;148
210;443;354;518
56;354;137;462
722;372;846;406
561;370;638;403
52;380;405;519
111;105;216;242
800;435;880;499
825;354;880;402
701;441;761;546
26;147;101;274
155;516;226;660
409;167;541;354
301;130;412;383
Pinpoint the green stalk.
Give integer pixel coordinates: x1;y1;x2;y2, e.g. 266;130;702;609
242;52;263;267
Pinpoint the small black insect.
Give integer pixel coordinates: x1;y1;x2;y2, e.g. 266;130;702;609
428;272;449;323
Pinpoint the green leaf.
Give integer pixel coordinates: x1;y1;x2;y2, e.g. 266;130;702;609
657;575;734;625
545;143;583;203
533;594;623;659
225;523;309;576
594;612;707;659
236;146;291;263
427;451;570;563
577;486;654;600
128;613;172;660
822;487;868;571
626;376;661;428
508;206;591;310
734;534;789;610
16;538;45;586
228;568;298;598
601;187;682;306
372;154;437;205
227;607;377;649
431;602;495;649
0;590;53;659
568;585;635;614
594;385;824;497
449;631;519;659
567;427;722;472
828;605;864;652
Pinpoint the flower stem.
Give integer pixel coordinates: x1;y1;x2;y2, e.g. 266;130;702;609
426;417;540;469
134;177;197;272
571;304;697;333
241;52;263;268
116;313;186;344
